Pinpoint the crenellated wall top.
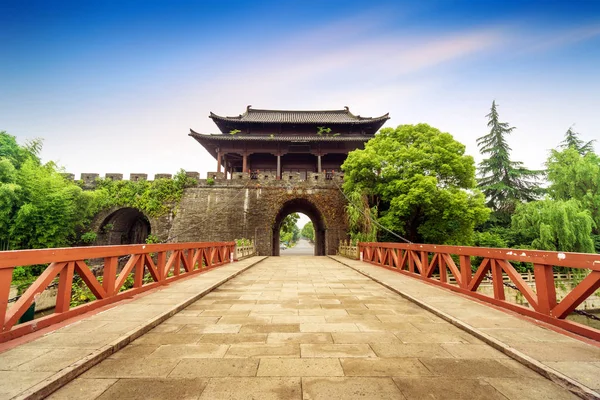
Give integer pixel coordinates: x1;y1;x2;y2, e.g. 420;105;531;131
61;171;343;189
61;172;201;185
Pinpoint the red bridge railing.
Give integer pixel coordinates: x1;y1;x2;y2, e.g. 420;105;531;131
359;242;600;341
0;242;235;342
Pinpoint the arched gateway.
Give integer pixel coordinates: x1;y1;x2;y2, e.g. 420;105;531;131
129;106;390;255
91;207;152;245
272;198;326;256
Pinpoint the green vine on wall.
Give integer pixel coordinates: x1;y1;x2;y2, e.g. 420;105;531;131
90;169;198;218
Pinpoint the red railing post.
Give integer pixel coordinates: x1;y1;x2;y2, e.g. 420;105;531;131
55;262;75;313
534;263;556;315
420;251;428;277
491;259;505;301
134;254;144;288
103;257;118;297
173;251;180;276
439;254;447;283
0;268;13;329
460;255;471;289
157;251;166;281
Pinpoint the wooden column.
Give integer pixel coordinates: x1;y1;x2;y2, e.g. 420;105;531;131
216;149;222;173
277;155;281;179
242;153;248;173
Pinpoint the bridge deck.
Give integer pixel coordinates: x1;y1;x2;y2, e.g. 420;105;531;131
2;256;599;399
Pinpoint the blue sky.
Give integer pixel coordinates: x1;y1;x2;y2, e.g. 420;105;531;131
1;0;599;183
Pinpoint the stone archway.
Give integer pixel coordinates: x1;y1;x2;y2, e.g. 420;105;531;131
96;207;151;245
272;198;326;256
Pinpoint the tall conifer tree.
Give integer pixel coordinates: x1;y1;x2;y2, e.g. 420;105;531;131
477;101;542;223
560;126;595;155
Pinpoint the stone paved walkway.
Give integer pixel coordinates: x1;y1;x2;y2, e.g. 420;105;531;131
48;256;582;399
332;255;600;398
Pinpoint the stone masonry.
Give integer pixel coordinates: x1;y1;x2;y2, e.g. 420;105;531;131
81;172;349;256
169;173;348;256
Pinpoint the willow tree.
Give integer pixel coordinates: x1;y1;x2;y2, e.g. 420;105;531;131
477;101;542;224
512;199;595;253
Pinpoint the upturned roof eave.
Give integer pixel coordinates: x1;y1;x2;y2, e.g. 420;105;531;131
209;114;390;125
208;107;390;124
189;130;374;142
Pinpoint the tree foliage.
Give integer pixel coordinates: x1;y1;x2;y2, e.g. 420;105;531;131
0;131;197;251
499;133;600;254
301;221;315;242
0;132;101;249
477;101;542;223
511;199;595;253
560;127;595;155
546;148;600;235
342;124;489;244
92;170;197;218
280;213;300;245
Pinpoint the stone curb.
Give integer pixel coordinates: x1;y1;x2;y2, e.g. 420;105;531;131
13;256;268;400
329;256;600;400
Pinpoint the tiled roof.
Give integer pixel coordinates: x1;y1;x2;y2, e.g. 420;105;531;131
209;106;389;125
189;131;371;142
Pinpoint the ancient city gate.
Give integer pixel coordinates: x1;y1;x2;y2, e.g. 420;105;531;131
169;177;348;256
86;107;390;255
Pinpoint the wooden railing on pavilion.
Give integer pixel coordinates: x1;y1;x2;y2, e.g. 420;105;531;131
0;242;235;342
358;242;600;341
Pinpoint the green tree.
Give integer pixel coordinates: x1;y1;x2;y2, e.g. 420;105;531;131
301;221;315;241
546;146;600;251
511;199;595;253
280;213;299;234
280;213;300;245
560;126;595;155
7;159;99;249
342;124;489;244
546;148;600;233
477;101;542;224
0;132;34;168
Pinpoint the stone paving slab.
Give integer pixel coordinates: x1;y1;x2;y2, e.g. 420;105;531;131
49;256;585;399
331;255;600;399
0;256;266;400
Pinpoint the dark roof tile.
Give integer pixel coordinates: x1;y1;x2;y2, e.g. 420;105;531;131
210;106;389;125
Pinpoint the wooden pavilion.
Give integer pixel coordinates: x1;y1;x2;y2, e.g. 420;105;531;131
189;106;389;179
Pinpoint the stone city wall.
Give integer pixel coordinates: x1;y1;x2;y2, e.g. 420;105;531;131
169;184;348;256
80;171;349;255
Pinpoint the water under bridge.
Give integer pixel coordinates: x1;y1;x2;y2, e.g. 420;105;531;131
0;242;599;399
